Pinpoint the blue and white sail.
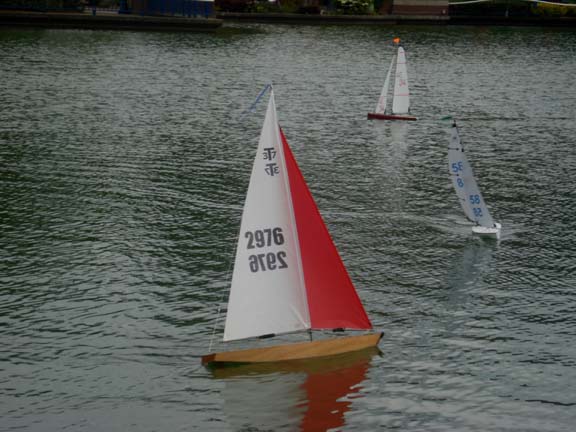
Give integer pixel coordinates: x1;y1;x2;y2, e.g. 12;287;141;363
448;122;501;238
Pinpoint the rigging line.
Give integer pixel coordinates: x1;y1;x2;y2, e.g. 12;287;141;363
207;172;243;353
450;0;498;4
238;84;272;121
207;84;273;353
524;0;576;5
207;164;243;354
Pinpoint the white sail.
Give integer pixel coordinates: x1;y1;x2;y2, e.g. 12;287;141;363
223;91;310;342
375;55;395;114
391;47;410;115
448;123;496;229
448;125;475;222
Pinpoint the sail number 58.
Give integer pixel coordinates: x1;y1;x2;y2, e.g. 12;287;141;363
451;161;464;173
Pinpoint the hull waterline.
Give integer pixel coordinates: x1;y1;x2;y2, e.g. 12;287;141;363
472;222;502;239
367;113;417;121
202;332;383;366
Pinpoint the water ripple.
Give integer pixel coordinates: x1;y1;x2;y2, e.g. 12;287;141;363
2;25;576;432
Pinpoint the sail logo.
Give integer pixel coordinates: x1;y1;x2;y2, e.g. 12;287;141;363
263;147;279;177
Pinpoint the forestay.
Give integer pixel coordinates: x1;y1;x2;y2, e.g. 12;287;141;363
448;123;496;229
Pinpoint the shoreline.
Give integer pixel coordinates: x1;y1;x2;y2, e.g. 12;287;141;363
0;10;223;32
218;11;449;25
1;9;575;31
217;11;576;27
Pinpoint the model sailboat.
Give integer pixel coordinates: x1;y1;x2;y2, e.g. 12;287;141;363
368;38;416;122
448;121;501;239
202;89;382;366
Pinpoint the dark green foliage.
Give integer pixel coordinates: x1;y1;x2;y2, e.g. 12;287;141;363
0;0;84;11
450;0;531;17
215;0;321;13
532;2;576;17
214;0;256;12
334;0;372;14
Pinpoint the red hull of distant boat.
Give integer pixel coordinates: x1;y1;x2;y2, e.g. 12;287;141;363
367;113;417;121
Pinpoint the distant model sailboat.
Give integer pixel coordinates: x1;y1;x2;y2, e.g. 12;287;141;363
448;121;501;239
368;38;416;121
202;89;382;366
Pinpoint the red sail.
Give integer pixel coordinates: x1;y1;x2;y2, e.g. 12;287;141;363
280;128;372;330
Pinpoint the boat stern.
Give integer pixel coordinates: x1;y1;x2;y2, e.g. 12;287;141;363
472;223;502;239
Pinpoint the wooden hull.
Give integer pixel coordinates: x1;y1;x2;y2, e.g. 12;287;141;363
367;112;417;121
202;332;383;366
209;345;381;378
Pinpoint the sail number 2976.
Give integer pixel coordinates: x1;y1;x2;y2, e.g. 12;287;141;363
245;228;288;272
245;228;285;249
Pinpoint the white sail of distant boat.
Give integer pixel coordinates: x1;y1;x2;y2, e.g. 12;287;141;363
202;88;382;366
368;39;416;121
375;56;395;114
448;121;501;239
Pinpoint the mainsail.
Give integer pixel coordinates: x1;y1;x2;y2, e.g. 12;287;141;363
224;92;309;342
448;123;496;229
391;47;410;115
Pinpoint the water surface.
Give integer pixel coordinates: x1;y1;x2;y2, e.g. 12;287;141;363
1;24;576;431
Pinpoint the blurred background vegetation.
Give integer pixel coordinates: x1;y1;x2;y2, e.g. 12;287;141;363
449;0;576;17
0;0;84;10
0;0;574;18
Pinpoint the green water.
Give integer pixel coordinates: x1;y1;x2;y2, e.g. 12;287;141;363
1;24;576;431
